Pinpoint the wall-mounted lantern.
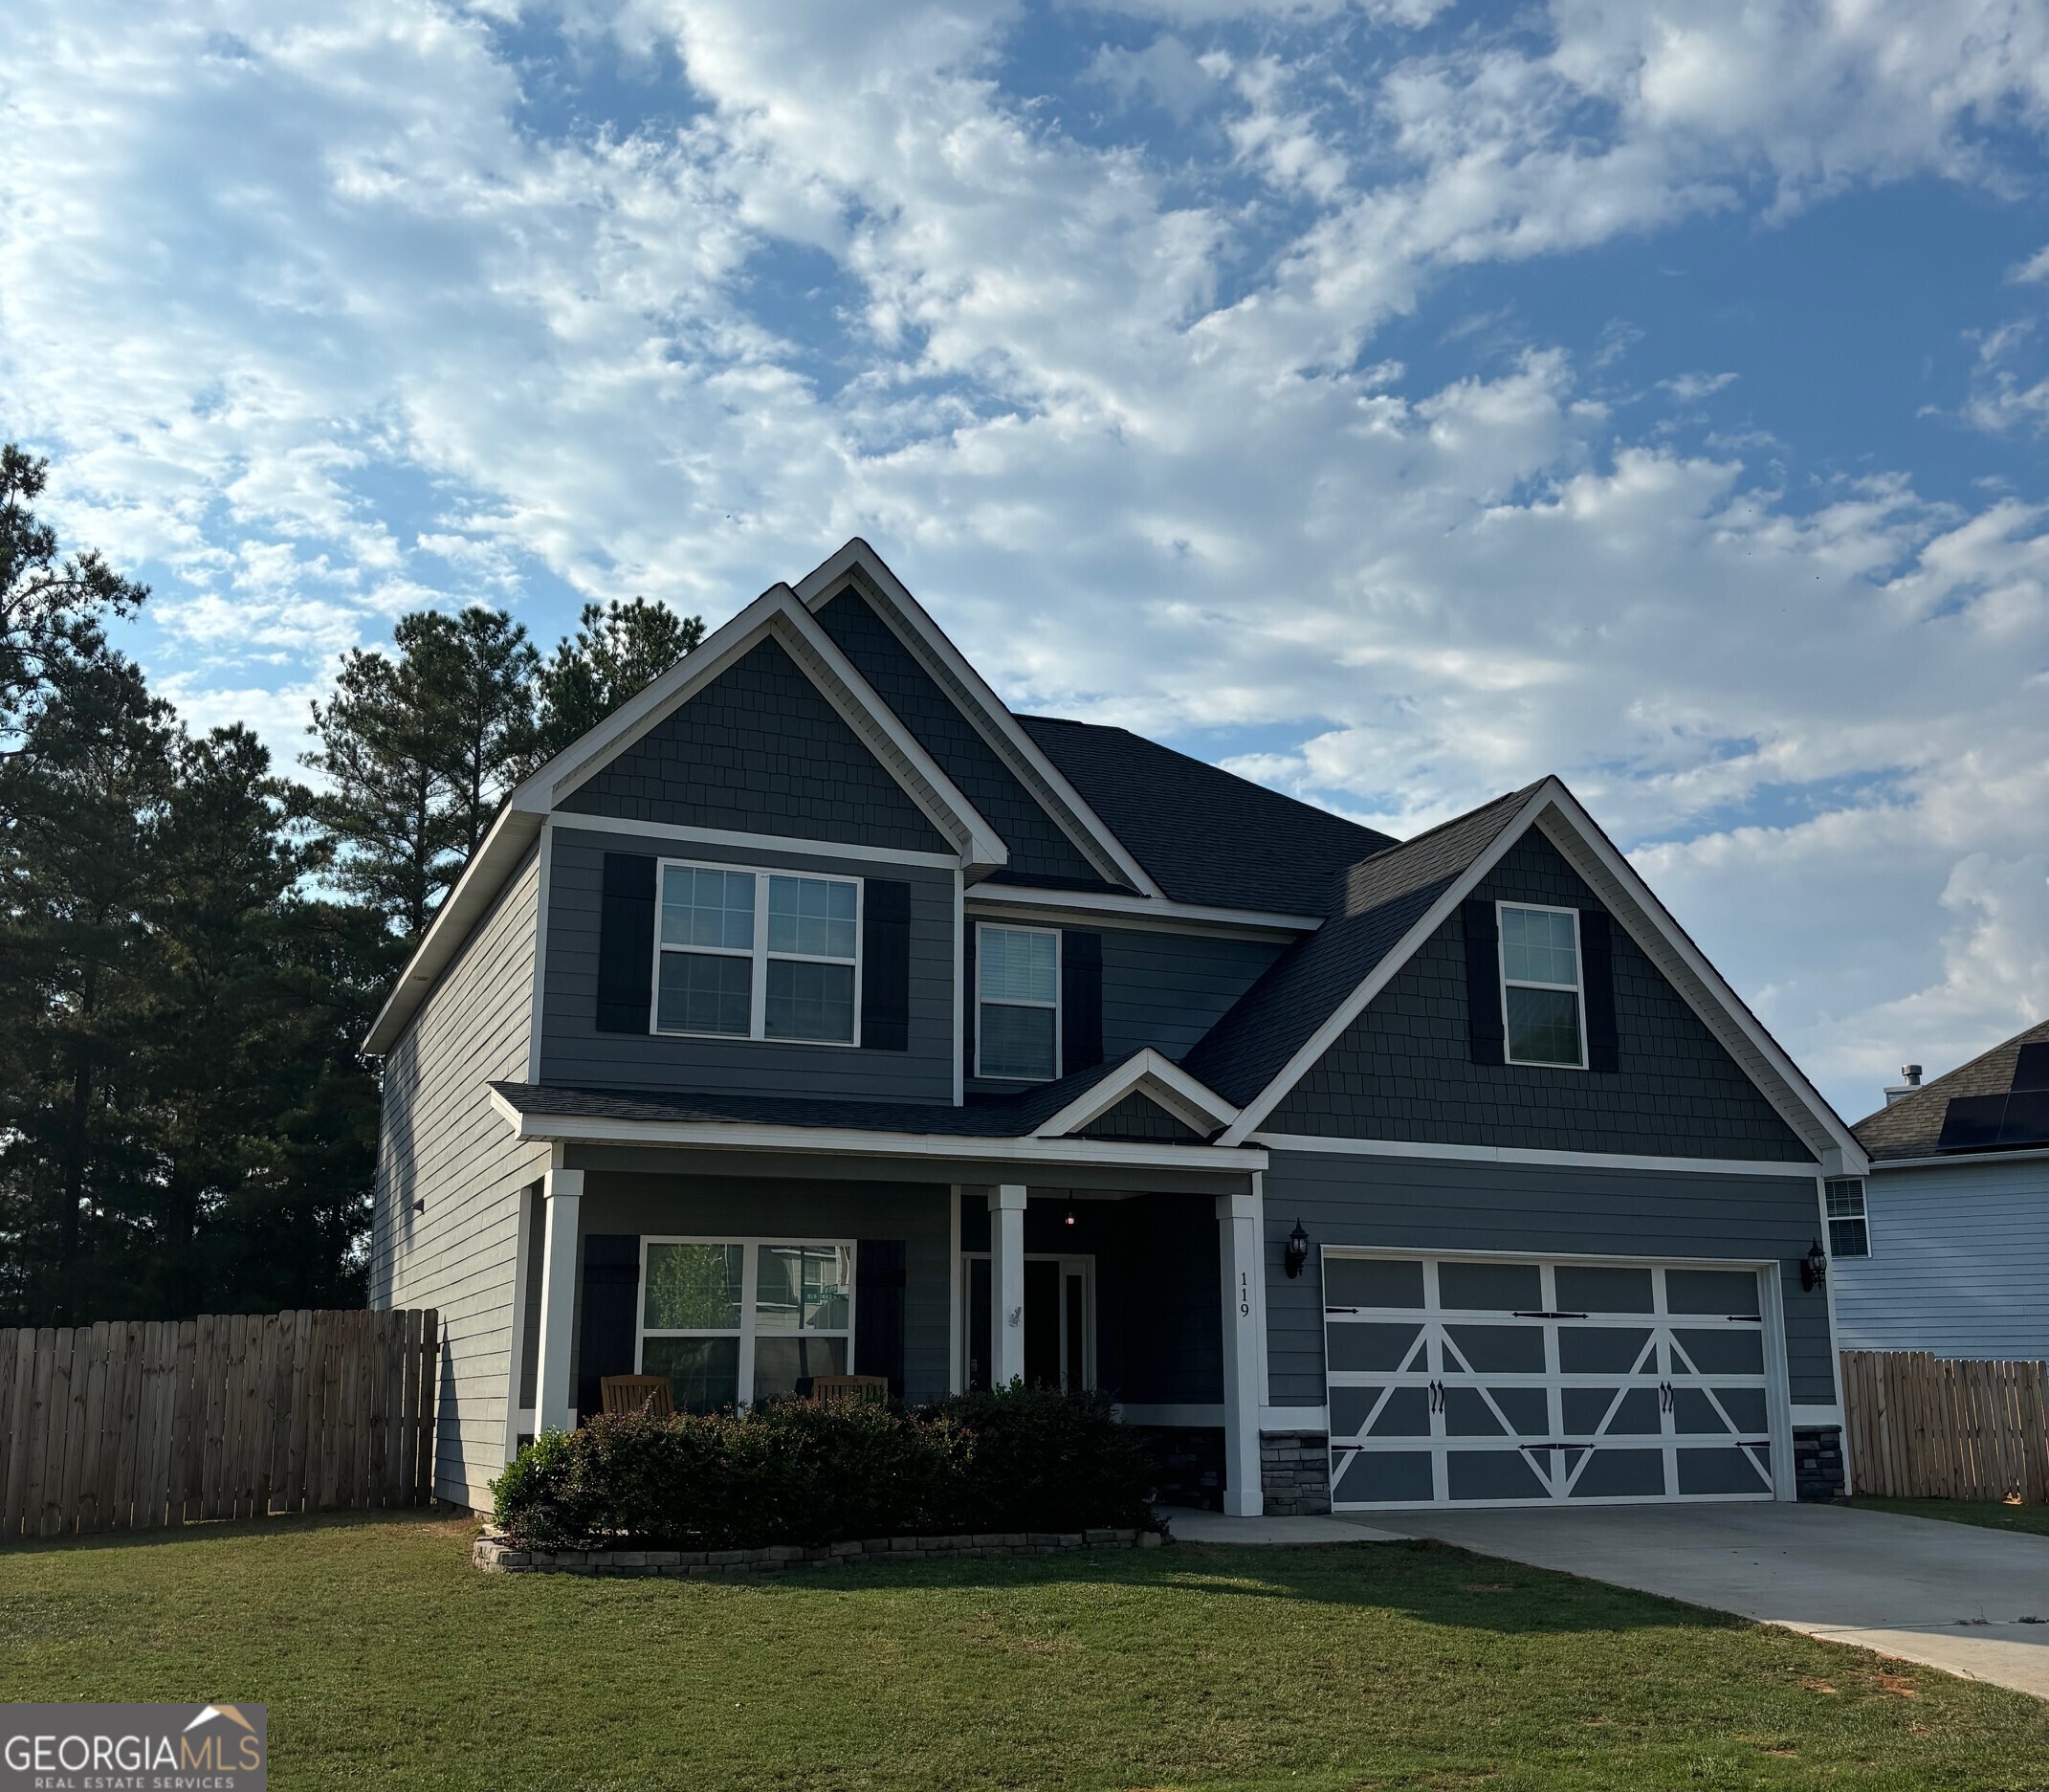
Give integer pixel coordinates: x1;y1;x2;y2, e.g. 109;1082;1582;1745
1284;1219;1311;1280
1800;1238;1828;1293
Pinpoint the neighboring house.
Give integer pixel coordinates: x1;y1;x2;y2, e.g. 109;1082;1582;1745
1836;1021;2049;1361
365;539;1867;1519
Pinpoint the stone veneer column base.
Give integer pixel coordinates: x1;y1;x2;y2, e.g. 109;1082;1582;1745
1793;1425;1846;1501
1260;1431;1332;1515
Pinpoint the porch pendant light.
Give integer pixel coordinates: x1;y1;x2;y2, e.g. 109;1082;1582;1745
1062;1205;1078;1228
1284;1220;1311;1280
1800;1238;1828;1293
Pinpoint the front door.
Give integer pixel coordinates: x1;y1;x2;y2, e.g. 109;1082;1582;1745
963;1254;1095;1391
1324;1252;1779;1509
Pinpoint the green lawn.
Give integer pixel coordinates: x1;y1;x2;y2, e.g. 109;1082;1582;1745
1848;1496;2049;1539
3;1514;2046;1791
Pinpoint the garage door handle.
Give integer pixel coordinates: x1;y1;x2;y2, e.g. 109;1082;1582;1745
1324;1306;1360;1315
1511;1311;1589;1319
1660;1382;1673;1413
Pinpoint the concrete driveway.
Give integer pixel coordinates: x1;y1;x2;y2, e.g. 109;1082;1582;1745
1390;1503;2049;1697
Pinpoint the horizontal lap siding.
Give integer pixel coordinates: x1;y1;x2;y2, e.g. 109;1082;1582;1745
541;829;956;1100
371;848;550;1508
577;1177;954;1402
1269;832;1815;1162
1264;1149;1832;1405
1099;927;1287;1063
1833;1159;2049;1359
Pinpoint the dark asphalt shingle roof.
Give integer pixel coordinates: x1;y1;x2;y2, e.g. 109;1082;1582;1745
492;1049;1237;1143
1852;1015;2049;1162
1180;783;1543;1108
1016;716;1398;914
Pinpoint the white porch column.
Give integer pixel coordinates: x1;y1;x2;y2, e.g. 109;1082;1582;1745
1217;1188;1265;1516
990;1184;1027;1387
534;1161;584;1434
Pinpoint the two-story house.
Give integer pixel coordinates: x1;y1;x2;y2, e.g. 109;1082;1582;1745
365;540;1867;1518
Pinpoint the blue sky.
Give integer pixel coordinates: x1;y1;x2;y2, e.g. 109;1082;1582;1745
5;0;2049;1117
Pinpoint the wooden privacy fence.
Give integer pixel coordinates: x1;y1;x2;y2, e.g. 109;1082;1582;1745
0;1309;439;1541
1841;1349;2049;1503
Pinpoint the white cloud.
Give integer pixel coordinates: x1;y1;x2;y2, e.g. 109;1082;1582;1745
4;0;2049;1117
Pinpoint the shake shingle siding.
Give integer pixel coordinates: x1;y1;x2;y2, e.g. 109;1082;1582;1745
815;586;1111;887
1268;832;1815;1161
540;828;957;1102
370;846;550;1509
1263;1148;1834;1405
1080;1093;1203;1142
558;634;947;853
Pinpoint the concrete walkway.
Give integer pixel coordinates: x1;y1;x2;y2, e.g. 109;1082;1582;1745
1397;1503;2049;1698
1157;1506;1410;1545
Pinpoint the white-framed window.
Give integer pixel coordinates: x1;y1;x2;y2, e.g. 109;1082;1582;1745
1825;1179;1870;1258
653;861;862;1045
1498;901;1588;1070
977;923;1060;1080
637;1237;856;1411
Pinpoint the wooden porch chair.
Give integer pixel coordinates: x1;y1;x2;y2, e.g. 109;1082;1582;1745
808;1374;890;1407
600;1374;675;1418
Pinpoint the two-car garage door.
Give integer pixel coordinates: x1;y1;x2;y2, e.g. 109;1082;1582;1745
1324;1251;1783;1510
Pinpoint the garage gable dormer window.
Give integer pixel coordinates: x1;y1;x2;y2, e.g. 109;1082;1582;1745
977;924;1060;1080
1499;902;1587;1069
655;862;861;1044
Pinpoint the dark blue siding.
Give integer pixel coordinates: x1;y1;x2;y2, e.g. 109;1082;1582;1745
1268;831;1814;1161
559;634;947;853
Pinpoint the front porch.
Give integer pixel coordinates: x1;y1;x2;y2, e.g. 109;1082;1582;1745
511;1132;1273;1515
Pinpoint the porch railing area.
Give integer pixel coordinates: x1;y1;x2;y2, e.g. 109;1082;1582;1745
0;1309;439;1540
1840;1348;2049;1503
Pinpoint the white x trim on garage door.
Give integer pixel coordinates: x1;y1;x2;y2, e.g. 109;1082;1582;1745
1323;1250;1790;1511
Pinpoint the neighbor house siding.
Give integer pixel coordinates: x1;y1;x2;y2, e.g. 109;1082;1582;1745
1833;1157;2049;1360
574;1175;955;1402
540;828;957;1101
1267;832;1815;1162
370;847;550;1509
1262;1148;1834;1405
557;633;948;854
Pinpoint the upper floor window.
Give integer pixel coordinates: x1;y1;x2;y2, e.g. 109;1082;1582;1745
655;862;860;1045
978;924;1059;1080
1499;902;1586;1069
1825;1179;1870;1258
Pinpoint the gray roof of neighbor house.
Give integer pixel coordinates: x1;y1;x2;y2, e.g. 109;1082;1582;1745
1181;783;1543;1107
491;1048;1225;1140
1016;716;1397;914
1853;1016;2049;1162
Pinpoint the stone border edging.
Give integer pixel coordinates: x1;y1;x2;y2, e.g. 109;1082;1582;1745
474;1526;1164;1576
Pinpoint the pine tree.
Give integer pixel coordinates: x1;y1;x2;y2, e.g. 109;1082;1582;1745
533;597;703;765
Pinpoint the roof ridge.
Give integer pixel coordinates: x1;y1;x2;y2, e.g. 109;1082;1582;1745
1851;1012;2049;1137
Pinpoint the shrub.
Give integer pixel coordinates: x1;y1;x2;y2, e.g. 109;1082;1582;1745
489;1386;1157;1551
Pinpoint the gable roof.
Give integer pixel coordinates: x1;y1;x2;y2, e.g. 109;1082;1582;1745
363;581;1007;1055
1191;777;1865;1170
795;540;1162;897
1853;1016;2049;1163
1184;783;1540;1109
1017;716;1398;914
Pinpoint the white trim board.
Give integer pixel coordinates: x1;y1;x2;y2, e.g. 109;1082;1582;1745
1035;1048;1240;1139
486;1089;1268;1172
966;887;1318;940
548;810;962;869
795;540;1160;897
1252;1133;1820;1180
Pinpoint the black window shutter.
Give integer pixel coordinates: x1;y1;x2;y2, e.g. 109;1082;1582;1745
1463;897;1505;1066
596;853;657;1033
576;1234;640;1420
1579;909;1619;1073
853;1240;907;1399
963;922;978;1081
1061;930;1104;1074
860;879;912;1051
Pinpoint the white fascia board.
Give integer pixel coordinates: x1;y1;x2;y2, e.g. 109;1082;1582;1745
486;1088;1267;1171
362;808;543;1055
1530;790;1868;1173
966;886;1319;940
525;585;1007;874
795;540;1162;898
1217;781;1560;1144
1033;1048;1240;1138
1251;1132;1821;1180
1863;1146;2049;1171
